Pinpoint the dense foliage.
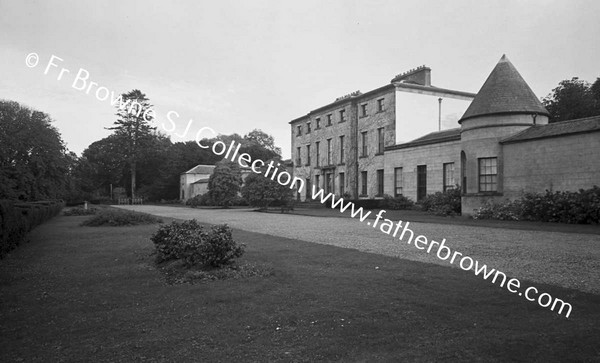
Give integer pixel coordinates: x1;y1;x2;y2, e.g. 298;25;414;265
81;208;162;226
542;77;600;122
186;193;248;208
473;186;600;224
207;161;243;207
151;220;245;268
241;159;293;210
380;194;415;210
63;206;97;216
419;187;462;216
73;129;280;204
0;100;74;201
0;199;64;258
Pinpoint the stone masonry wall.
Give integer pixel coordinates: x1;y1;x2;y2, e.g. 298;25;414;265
502;132;600;199
383;140;461;202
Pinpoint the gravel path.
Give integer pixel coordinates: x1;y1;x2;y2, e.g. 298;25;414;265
116;205;600;294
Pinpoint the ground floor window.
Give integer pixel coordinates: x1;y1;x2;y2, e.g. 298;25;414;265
376;169;384;196
478;157;498;192
305;178;311;199
325;173;333;194
443;162;455;191
417;165;427;202
339;172;345;196
394;167;403;196
315;175;320;191
360;171;367;196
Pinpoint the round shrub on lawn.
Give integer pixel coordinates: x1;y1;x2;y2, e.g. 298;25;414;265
151;220;245;268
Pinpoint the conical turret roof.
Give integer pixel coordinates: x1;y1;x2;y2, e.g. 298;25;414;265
459;55;549;122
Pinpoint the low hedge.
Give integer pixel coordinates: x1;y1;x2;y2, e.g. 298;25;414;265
81;208;162;226
473;186;600;224
0;199;64;258
419;188;462;216
341;195;414;211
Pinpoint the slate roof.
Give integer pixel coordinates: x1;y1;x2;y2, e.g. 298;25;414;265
501;116;600;144
459;55;549;123
182;165;215;175
386;128;461;150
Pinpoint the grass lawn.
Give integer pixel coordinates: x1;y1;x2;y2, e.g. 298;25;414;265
1;215;599;362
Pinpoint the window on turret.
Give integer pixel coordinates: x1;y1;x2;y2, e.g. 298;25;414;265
478;157;498;192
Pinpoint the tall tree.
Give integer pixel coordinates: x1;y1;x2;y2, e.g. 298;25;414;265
107;90;156;199
244;129;282;157
542;77;600;122
207;160;242;207
75;134;127;197
0;100;71;200
241;158;293;210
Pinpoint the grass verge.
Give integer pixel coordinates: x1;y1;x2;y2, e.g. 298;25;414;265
1;215;599;361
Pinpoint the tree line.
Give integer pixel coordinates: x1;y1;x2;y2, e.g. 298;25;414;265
0;90;282;203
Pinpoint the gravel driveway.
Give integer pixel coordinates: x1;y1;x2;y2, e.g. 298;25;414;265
115;205;600;295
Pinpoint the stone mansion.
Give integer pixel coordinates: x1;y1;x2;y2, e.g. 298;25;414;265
289;55;600;214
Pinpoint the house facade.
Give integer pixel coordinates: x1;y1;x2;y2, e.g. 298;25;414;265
180;165;215;202
290;66;475;202
290;55;600;214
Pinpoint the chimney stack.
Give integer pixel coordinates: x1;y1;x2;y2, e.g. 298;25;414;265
391;65;431;86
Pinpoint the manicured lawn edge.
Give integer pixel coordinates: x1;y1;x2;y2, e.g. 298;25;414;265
1;215;599;361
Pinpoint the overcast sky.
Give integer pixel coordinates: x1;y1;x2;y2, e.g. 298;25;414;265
1;0;599;158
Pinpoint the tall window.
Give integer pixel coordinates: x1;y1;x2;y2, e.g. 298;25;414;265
296;147;301;166
361;171;368;196
479;157;498;192
327;114;332;126
315;142;320;167
327;138;332;165
296;125;302;136
394;167;403;196
339;172;345;195
339;109;346;122
339;135;345;164
307;122;311;134
315;175;320;190
377;169;384;196
361;103;368;117
377;127;384;154
443;163;455;191
361;131;368;157
377;98;385;112
305;178;311;199
461;151;467;194
306;145;311;166
325;173;333;194
315;117;321;129
417;165;427;202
